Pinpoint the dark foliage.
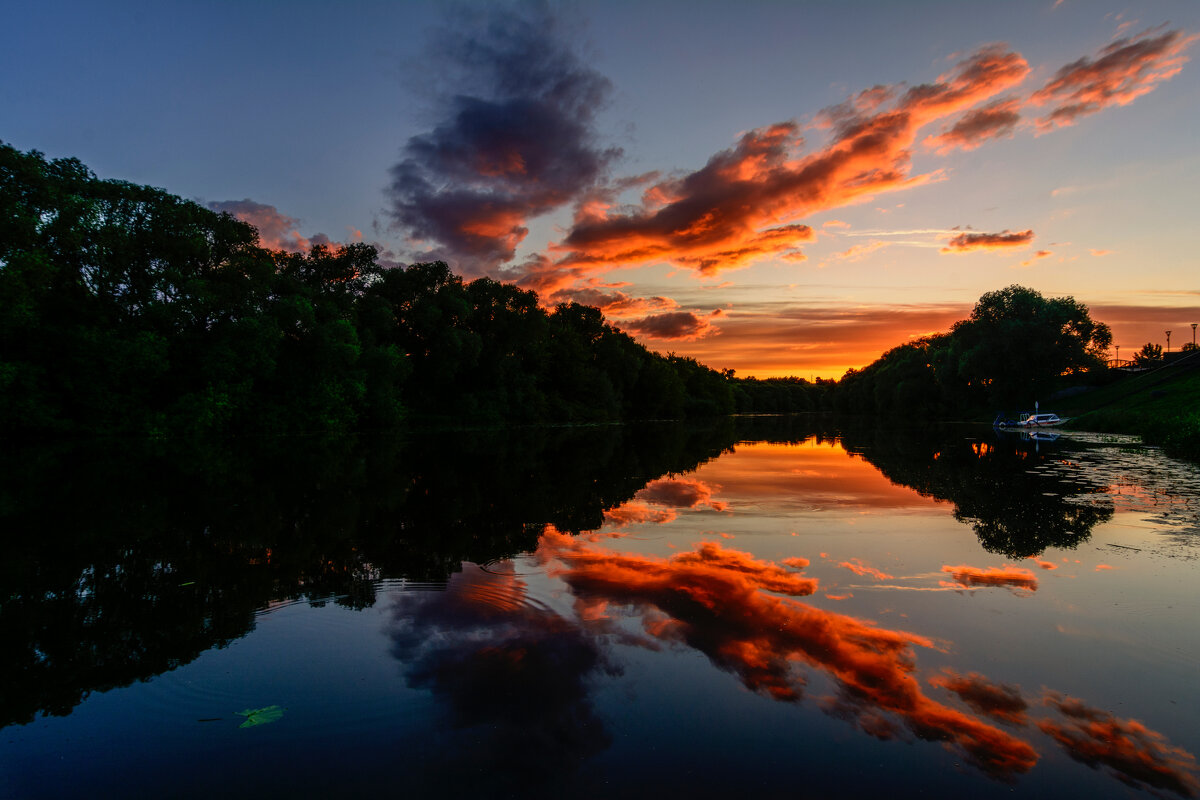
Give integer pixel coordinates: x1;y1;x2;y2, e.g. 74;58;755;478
827;286;1112;417
0;144;733;437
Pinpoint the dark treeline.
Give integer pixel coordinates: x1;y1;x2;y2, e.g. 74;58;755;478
0;420;736;728
2;143;1116;436
0;144;739;437
828;285;1113;418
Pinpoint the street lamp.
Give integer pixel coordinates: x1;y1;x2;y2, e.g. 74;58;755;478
1192;322;1197;347
1115;344;1120;365
1166;330;1172;353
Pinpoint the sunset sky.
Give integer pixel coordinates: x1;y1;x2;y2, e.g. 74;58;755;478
4;0;1198;377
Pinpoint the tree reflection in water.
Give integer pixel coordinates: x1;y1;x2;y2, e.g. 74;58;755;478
0;420;733;729
3;416;1194;798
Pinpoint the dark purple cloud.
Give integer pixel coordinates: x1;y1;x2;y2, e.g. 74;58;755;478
385;4;620;274
622;310;719;340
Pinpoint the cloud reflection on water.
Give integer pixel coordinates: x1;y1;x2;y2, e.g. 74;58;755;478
537;530;1039;778
387;564;617;774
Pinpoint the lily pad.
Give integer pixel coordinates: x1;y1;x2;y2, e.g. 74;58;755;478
235;705;285;728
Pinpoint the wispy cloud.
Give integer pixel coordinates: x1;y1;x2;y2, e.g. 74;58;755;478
941;229;1035;253
1031;27;1198;130
207;199;335;252
1040;692;1199;796
924;96;1023;153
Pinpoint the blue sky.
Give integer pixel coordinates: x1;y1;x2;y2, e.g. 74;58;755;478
5;0;1199;375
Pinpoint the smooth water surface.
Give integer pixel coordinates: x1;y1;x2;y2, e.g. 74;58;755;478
2;420;1198;798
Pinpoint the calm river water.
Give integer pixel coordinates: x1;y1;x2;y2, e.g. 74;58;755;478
2;418;1198;798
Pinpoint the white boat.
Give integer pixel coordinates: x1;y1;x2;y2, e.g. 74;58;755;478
996;412;1067;429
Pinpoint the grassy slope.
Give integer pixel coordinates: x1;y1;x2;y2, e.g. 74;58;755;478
1058;360;1200;460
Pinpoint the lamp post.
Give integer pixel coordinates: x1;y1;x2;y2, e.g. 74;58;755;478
1115;345;1120;366
1192;322;1197;347
1166;330;1172;353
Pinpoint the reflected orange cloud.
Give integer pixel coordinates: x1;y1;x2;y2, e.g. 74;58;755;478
1040;692;1200;797
931;670;1029;726
941;564;1039;592
602;500;677;527
637;477;728;511
1094;564;1114;572
1031;28;1198;131
537;531;1038;776
940;229;1035;253
839;558;894;580
1027;557;1059;571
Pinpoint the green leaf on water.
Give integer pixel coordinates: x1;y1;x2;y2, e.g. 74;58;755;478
235;705;285;728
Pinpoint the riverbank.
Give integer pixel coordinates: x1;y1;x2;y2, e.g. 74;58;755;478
1060;359;1200;461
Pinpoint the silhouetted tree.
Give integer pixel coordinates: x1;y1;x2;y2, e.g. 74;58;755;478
1134;342;1164;365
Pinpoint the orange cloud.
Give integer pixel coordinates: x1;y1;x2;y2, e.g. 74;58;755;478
1031;27;1199;131
822;241;889;264
1027;557;1059;570
537;531;1038;776
930;670;1030;726
1040;692;1200;796
941;229;1035;253
207;199;324;252
637;478;728;511
1016;249;1054;268
1094;564;1114;571
941;564;1039;592
538;45;1028;279
545;287;678;318
838;558;894;580
1090;248;1114;257
620;310;719;341
924;96;1023;153
602;500;677;527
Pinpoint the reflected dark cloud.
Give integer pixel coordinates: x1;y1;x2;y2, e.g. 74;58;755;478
1040;692;1199;797
537;531;1039;778
931;670;1029;726
388;563;616;773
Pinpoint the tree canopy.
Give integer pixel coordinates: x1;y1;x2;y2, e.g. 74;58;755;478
831;285;1112;416
0;143;735;438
